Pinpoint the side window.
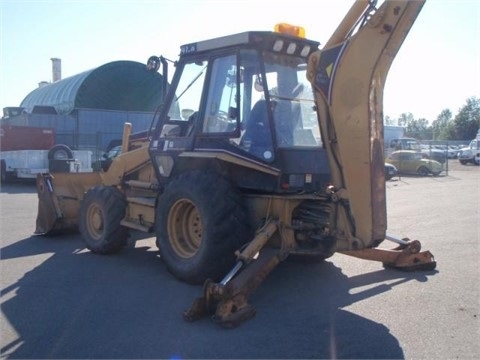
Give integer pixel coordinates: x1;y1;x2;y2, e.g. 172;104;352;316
159;60;207;138
203;55;239;134
168;61;207;121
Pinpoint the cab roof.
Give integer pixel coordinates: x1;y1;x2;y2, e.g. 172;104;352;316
179;31;320;58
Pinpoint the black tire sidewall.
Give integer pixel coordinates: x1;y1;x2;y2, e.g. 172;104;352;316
418;166;429;176
156;171;252;284
79;186;128;254
48;144;74;160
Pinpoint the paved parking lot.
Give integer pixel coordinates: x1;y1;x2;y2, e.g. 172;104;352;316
1;162;479;359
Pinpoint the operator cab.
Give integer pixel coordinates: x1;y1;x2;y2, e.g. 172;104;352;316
149;26;331;193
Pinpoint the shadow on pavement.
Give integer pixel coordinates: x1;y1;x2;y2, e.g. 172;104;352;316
1;234;436;359
0;180;37;194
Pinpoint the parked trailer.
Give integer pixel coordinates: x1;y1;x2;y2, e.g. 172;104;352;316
0;125;92;182
1;148;92;182
0;124;55;151
2;109;157;165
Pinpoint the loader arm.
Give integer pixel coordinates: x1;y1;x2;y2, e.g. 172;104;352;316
307;0;426;250
35;123;152;235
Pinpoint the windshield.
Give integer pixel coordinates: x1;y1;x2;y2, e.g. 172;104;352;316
262;52;321;148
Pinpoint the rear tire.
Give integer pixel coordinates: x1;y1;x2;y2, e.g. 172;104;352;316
417;166;429;176
156;171;252;284
79;186;129;254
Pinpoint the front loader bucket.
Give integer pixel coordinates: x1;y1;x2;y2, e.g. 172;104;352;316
35;172;102;235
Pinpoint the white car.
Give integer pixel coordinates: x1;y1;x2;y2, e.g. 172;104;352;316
458;139;480;165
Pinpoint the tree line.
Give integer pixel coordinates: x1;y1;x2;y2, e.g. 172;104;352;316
384;96;480;141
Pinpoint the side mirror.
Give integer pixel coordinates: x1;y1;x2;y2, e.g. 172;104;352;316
146;56;160;72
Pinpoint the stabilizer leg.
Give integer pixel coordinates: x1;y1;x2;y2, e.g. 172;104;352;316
340;236;436;271
184;220;284;328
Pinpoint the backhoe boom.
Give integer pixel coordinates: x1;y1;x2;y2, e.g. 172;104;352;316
307;0;426;250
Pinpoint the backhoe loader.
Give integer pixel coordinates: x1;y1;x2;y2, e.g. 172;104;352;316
35;0;436;327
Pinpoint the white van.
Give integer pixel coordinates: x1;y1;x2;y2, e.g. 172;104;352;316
458;137;480;165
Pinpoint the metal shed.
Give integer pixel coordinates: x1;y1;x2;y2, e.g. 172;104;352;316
2;60;167;164
20;60;165;114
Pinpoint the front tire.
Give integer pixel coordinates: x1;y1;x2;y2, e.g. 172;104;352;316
79;186;129;254
156;171;252;284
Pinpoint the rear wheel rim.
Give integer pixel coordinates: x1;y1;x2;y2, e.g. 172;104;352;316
167;199;202;258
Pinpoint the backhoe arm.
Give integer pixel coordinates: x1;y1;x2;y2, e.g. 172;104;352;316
184;0;434;328
307;0;426;250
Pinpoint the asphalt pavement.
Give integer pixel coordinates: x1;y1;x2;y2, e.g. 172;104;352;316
1;163;479;359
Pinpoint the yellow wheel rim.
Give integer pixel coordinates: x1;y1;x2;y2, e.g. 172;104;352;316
167;199;202;258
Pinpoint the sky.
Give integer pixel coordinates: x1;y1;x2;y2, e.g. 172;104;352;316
0;0;479;123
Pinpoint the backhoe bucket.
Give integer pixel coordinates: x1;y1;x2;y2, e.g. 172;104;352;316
35;172;102;235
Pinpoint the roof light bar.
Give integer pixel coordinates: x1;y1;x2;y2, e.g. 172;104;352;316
274;23;306;38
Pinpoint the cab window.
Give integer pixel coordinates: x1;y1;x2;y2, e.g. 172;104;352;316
168;61;207;122
159;60;208;138
203;55;240;134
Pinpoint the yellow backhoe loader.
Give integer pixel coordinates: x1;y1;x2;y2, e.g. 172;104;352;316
35;0;435;328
